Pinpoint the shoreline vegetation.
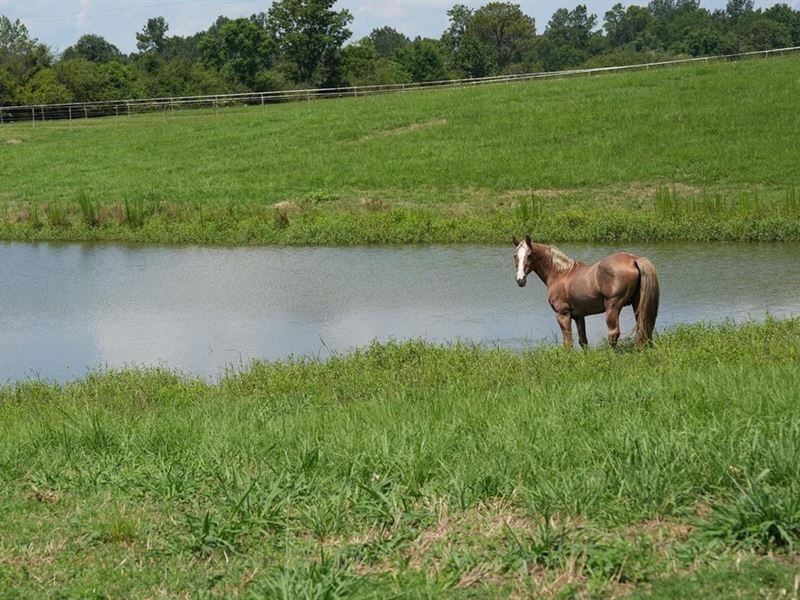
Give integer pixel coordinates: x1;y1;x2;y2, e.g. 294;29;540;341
2;319;800;596
3;55;800;246
0;186;798;245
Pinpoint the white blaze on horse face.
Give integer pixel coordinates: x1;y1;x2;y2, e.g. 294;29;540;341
516;244;528;283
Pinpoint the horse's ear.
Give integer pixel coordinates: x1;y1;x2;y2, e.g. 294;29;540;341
525;235;532;248
512;236;520;246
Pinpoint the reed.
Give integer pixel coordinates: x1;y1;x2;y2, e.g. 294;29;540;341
76;193;98;227
44;202;68;227
123;197;146;228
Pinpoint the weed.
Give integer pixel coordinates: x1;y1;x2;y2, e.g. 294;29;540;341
76;193;98;227
45;202;68;227
27;203;42;229
700;470;800;552
123;197;146;228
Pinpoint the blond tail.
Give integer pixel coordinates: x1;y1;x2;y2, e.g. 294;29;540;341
634;257;660;346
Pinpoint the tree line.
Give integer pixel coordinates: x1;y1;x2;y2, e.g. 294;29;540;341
2;0;799;106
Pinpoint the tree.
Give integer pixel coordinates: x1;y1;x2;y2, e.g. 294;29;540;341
763;3;800;45
736;13;791;50
605;4;653;47
442;4;489;77
537;5;601;70
725;0;754;21
0;16;51;86
62;34;122;63
267;0;353;87
56;56;146;102
136;16;169;53
367;26;409;59
341;39;379;85
469;2;535;72
20;68;71;103
0;67;18;104
200;18;273;88
396;38;447;82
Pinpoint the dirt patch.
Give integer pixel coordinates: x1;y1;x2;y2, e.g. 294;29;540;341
0;539;67;569
625;182;703;199
360;198;384;211
359;119;447;142
6;138;23;145
28;485;60;504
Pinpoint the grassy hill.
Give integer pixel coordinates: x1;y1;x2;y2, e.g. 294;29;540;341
2;54;800;244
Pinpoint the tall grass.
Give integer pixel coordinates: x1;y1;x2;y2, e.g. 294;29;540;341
2;319;799;596
76;193;97;227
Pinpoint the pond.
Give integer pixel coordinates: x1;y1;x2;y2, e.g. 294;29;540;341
2;241;799;382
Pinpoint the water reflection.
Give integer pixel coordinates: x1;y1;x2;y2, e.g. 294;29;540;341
1;242;798;382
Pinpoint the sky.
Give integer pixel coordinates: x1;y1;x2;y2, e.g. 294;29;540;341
0;0;795;54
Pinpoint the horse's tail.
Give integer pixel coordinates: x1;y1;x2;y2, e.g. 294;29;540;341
634;257;660;346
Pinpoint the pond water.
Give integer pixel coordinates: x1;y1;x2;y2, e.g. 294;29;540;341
1;242;799;383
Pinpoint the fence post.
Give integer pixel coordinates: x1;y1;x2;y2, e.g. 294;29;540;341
69;105;72;126
127;102;131;118
0;110;3;125
261;93;265;109
84;103;88;120
115;105;119;124
214;97;218;115
40;105;45;122
31;107;35;127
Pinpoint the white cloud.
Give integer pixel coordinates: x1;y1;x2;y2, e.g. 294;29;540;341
77;0;90;27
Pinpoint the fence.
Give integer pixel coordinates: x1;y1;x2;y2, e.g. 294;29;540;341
1;45;799;126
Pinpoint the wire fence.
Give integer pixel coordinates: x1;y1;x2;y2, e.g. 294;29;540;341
2;45;799;126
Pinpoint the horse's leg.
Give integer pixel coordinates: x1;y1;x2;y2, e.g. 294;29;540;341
558;315;574;348
575;317;588;348
604;303;622;348
556;313;573;348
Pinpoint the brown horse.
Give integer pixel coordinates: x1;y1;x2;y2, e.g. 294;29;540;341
513;236;659;348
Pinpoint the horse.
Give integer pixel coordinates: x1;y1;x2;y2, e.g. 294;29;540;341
512;236;660;348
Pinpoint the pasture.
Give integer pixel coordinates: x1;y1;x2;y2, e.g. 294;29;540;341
1;319;799;597
1;54;800;244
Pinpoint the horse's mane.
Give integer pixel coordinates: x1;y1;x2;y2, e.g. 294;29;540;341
548;246;576;273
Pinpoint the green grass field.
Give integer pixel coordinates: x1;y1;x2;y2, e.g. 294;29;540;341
2;319;800;597
2;55;800;244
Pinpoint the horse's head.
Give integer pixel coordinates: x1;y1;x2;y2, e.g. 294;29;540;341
512;235;534;287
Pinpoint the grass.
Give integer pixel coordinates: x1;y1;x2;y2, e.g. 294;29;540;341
2;55;800;244
2;318;800;597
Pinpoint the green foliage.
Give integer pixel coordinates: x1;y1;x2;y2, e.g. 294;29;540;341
470;2;537;72
367;26;410;59
396;38;447;82
266;0;353;87
55;59;144;102
19;68;71;104
199;17;273;89
136;16;169;54
341;39;380;86
3;1;800;106
61;34;122;63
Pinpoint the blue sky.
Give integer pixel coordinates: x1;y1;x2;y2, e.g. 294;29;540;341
0;0;794;54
